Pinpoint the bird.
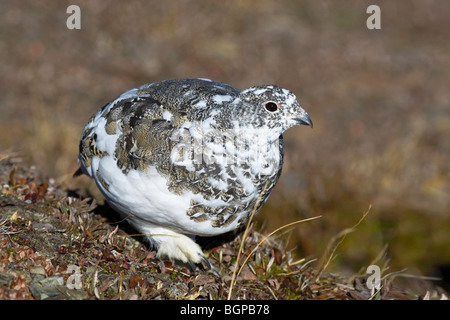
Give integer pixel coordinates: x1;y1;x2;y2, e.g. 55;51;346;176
75;78;312;270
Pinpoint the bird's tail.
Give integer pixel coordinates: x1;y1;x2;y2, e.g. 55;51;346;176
73;167;84;178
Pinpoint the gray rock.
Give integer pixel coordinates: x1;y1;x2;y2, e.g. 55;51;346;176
29;276;65;300
0;271;14;288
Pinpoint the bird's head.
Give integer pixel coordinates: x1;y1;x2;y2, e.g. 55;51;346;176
233;85;312;137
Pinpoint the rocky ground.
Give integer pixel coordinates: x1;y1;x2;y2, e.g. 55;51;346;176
0;155;447;300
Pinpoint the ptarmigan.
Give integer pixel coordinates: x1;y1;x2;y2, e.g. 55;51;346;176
76;78;312;269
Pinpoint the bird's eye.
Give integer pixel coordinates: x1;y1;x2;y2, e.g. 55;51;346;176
264;101;279;113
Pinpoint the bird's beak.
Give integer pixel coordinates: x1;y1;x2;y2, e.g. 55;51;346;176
293;114;313;128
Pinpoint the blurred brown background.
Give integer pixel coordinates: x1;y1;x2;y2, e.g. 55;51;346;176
1;1;449;290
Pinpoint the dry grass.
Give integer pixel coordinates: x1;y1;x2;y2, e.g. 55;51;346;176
0;158;447;299
0;0;449;295
227;181;322;299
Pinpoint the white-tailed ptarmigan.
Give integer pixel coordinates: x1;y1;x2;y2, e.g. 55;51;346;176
75;78;312;269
